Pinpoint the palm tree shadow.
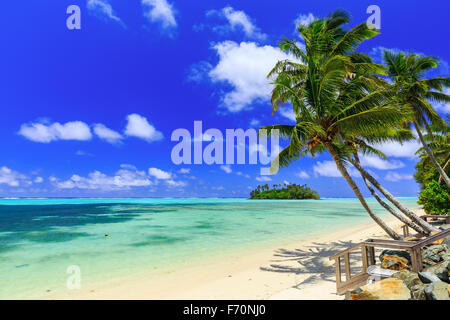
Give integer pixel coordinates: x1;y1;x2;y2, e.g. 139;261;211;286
261;240;364;288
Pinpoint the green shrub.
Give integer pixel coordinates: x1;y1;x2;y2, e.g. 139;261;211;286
418;180;450;215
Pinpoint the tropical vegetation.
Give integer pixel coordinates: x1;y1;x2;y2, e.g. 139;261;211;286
260;10;449;238
415;118;450;215
250;183;320;200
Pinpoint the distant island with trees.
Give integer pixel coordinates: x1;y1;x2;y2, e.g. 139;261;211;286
249;183;320;200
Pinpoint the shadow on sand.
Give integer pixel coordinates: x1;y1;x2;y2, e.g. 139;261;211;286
261;240;365;289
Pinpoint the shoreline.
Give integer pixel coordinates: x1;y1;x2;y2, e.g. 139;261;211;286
44;212;421;300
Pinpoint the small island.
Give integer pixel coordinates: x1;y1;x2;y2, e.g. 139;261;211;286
249;183;320;200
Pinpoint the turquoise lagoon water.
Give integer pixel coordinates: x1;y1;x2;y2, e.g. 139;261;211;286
0;198;420;299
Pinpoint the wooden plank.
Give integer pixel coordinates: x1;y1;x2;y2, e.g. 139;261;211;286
329;243;362;260
344;252;351;281
363;242;414;250
366;238;415;245
421;215;450;223
336;273;370;295
412;228;450;249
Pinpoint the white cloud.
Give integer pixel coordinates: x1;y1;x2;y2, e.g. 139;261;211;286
384;172;414;182
313;161;359;178
178;168;190;174
0;167;30;187
208;6;266;40
87;0;125;27
124;113;163;142
256;176;272;182
236;171;250;178
293;13;316;32
18;121;92;143
148;167;172;180
34;177;44;183
372;140;421;159
359;155;405;170
220;165;232;173
52;165;187;191
433;87;450;114
296;171;310;179
209;41;296;112
187;61;213;83
54;167;152;190
166;179;187;187
249;119;260;127
93;124;123;144
279;108;297;122
142;0;177;29
75;150;92;156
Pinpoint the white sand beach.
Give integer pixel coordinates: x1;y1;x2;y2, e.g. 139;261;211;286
48;211;420;300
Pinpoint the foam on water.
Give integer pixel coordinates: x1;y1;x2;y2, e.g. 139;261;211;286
0;198;419;299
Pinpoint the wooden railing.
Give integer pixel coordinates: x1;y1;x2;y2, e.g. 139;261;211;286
329;228;450;295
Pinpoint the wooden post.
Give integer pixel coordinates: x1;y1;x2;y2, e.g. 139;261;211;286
410;249;419;272
335;257;342;287
361;245;368;272
402;225;409;237
344;252;351;281
367;246;376;266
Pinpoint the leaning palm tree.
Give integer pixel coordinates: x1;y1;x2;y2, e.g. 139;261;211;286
261;10;409;239
344;130;438;234
383;51;450;187
415;119;450;185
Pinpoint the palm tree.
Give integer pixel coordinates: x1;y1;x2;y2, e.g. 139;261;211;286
383;51;450;187
342;129;437;234
261;10;408;239
415;119;450;185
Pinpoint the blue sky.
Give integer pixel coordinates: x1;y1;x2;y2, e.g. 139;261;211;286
0;0;449;198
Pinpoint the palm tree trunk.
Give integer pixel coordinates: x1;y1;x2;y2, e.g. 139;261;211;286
438;157;450;185
352;154;426;234
349;156;438;234
414;121;450;188
325;144;401;240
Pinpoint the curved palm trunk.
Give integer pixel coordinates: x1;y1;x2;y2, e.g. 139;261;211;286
352;154;426;234
438;157;450;185
325;144;401;240
414;121;450;188
349;157;438;234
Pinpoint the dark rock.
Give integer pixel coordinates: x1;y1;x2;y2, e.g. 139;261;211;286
393;270;422;288
345;288;363;300
425;260;450;283
410;284;426;300
418;271;442;284
393;270;425;300
379;250;411;264
422;244;450;267
344;278;410;300
424;282;450;300
381;255;410;270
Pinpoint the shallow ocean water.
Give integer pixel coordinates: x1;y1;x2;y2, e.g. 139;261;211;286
0;198;420;298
